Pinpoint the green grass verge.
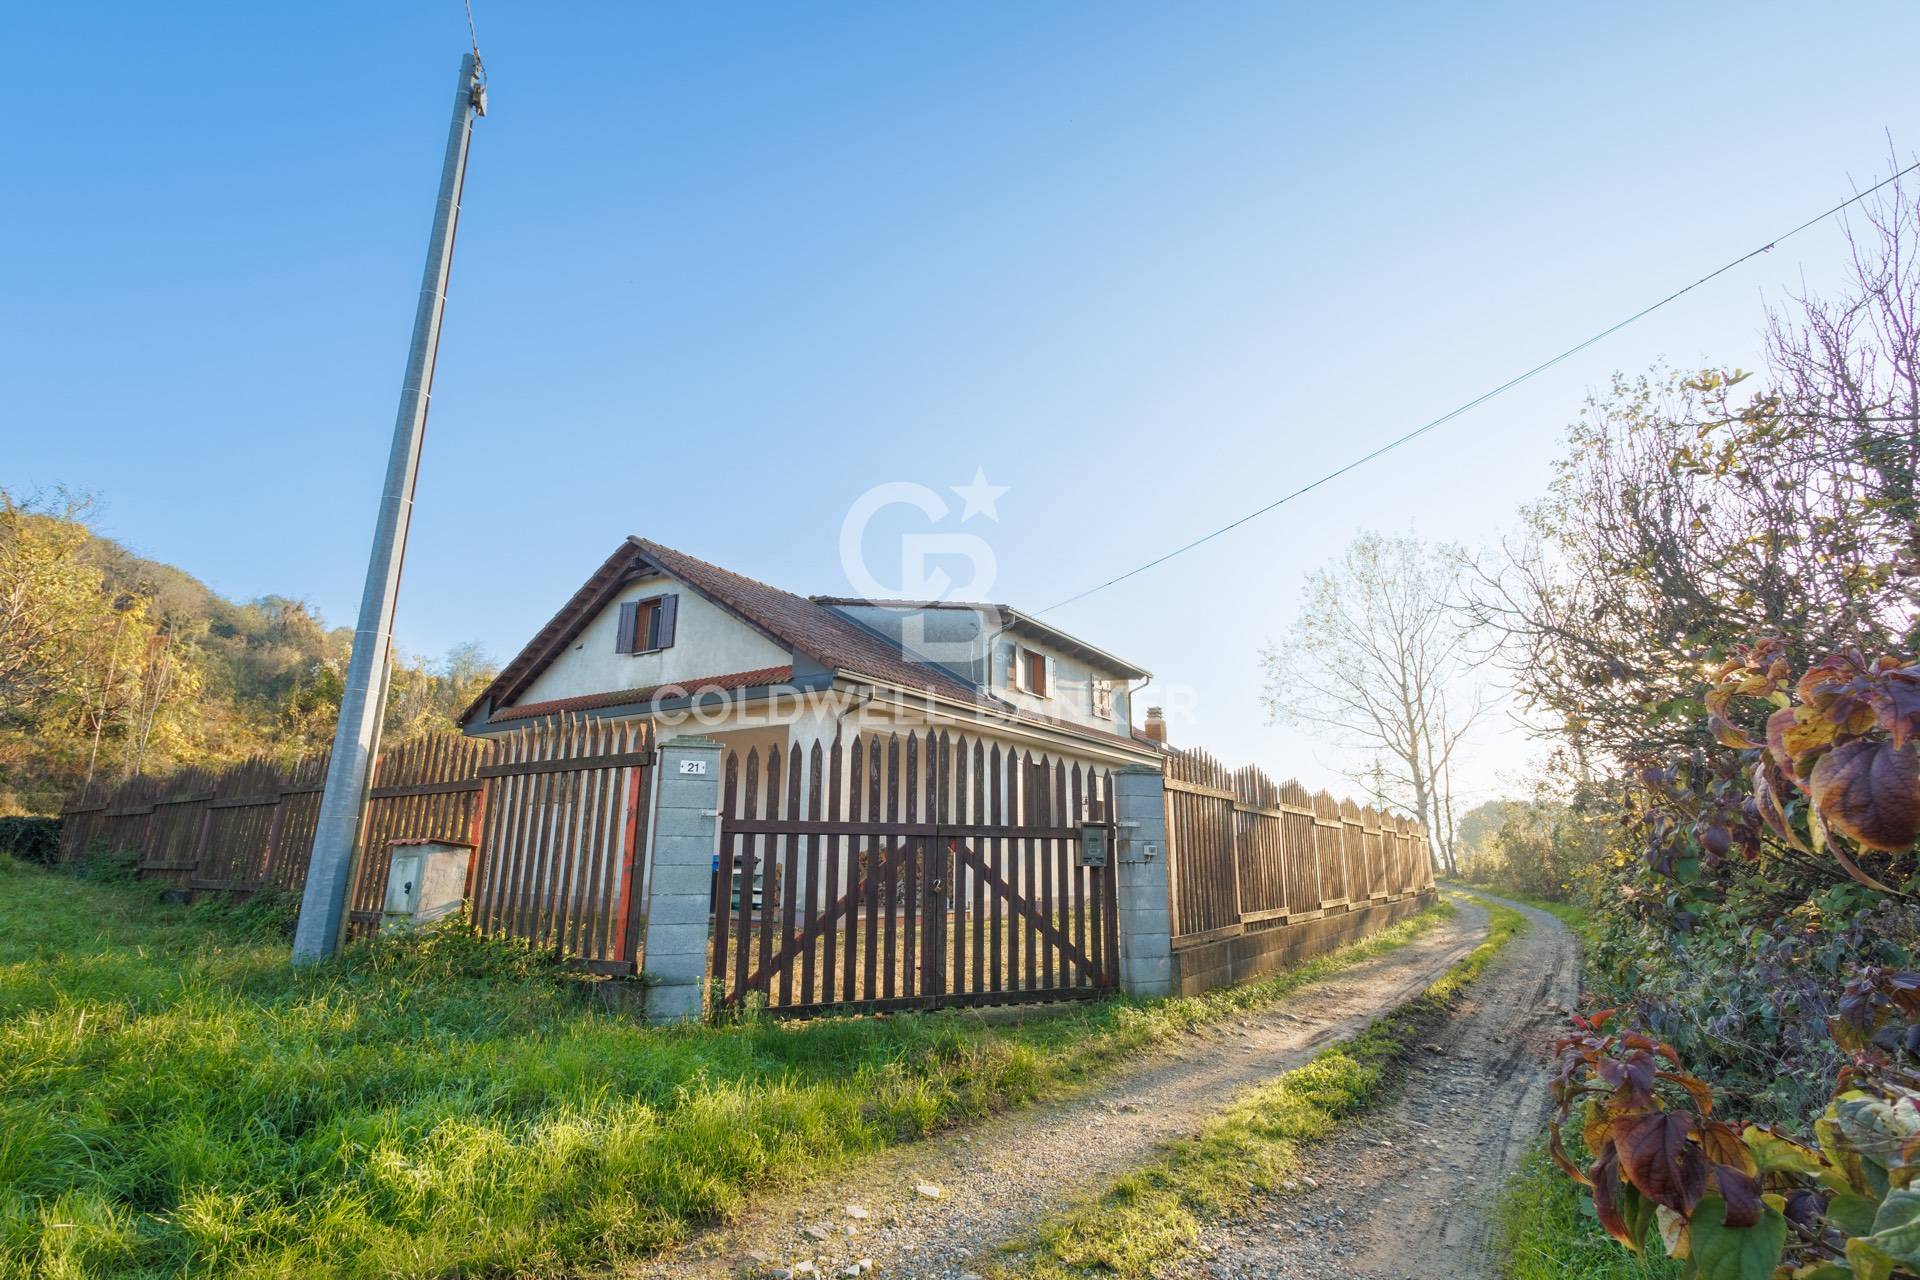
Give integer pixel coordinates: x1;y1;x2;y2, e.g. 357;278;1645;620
997;895;1528;1279
0;856;1456;1280
1495;1145;1681;1280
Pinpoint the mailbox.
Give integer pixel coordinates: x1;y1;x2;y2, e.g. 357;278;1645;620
1079;821;1109;868
381;838;474;933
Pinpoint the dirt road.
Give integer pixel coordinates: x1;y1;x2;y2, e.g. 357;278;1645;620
1172;893;1579;1280
633;894;1575;1280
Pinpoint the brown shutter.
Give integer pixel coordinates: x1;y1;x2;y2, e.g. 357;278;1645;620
653;594;678;649
615;600;639;654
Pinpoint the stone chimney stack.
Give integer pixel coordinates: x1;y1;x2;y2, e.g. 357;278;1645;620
1143;706;1167;744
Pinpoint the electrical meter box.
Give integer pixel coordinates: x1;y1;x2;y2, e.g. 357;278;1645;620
1079;822;1109;868
381;839;474;933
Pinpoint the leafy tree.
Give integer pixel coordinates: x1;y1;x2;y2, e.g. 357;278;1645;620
1458;789;1607;902
0;492;493;814
1456;797;1522;858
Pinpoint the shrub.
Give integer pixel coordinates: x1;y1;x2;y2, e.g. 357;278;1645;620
1548;983;1920;1280
0;817;58;866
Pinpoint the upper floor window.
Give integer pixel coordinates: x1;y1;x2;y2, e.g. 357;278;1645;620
615;593;678;654
1091;678;1114;719
1010;646;1050;698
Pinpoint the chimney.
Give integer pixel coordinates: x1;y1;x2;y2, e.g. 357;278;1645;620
1143;706;1167;744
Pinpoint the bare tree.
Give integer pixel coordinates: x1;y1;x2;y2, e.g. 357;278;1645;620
1261;532;1487;872
1461;170;1920;780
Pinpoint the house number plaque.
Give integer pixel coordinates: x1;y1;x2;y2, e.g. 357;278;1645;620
678;759;709;775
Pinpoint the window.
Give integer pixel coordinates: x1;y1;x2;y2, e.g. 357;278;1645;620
1091;678;1114;719
1023;648;1049;698
615;593;678;654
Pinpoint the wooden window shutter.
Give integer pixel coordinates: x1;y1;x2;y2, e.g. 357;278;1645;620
615;600;640;654
1007;645;1024;692
652;594;679;649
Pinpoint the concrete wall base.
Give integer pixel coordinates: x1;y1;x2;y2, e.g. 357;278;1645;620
1170;890;1439;997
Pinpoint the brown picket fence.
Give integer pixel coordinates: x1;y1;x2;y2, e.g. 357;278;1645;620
1162;749;1433;947
55;717;656;970
470;716;656;973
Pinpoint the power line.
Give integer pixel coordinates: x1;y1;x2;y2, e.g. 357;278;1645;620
1038;156;1920;616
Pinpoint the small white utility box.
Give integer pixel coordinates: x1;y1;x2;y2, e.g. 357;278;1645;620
381;839;474;933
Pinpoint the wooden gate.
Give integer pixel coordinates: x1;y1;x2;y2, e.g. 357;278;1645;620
468;715;656;974
711;731;1118;1016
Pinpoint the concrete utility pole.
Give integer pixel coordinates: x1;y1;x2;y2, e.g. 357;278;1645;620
293;54;487;963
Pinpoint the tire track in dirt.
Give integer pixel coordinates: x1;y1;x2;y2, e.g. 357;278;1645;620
1172;892;1579;1280
626;905;1490;1280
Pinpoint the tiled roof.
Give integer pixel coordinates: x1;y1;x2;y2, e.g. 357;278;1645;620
466;537;1153;755
490;666;795;723
630;539;988;706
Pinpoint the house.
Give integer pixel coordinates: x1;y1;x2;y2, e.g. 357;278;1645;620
459;538;1167;773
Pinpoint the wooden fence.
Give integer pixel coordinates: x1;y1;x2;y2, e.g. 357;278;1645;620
712;731;1118;1017
55;716;656;970
470;716;655;973
1163;749;1434;947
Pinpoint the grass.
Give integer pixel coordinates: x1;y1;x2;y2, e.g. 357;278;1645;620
1494;1145;1682;1280
0;856;1457;1280
996;895;1528;1280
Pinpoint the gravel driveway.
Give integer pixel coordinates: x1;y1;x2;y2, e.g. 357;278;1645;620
629;901;1492;1280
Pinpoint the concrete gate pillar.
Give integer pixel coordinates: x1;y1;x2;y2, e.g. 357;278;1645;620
1112;764;1174;998
640;735;723;1023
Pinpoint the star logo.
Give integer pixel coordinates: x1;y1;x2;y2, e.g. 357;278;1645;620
951;467;1009;523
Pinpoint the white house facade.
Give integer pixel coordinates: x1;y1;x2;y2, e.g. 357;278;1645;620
460;538;1165;774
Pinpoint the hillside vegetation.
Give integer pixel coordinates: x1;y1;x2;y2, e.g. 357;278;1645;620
0;492;493;816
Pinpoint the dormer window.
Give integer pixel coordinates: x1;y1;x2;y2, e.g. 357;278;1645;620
1091;678;1114;719
615;593;678;654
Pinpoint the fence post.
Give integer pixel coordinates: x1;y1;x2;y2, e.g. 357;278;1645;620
639;735;723;1023
1112;764;1174;998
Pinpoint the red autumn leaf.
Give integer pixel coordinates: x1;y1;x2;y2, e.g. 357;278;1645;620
1591;1143;1635;1248
1808;738;1920;852
1797;652;1870;709
1867;664;1920;748
1599;1052;1659;1110
1750;762;1807;852
1700;1120;1753;1176
1711;1162;1763;1228
1611;1110;1708;1214
1548;1121;1592;1187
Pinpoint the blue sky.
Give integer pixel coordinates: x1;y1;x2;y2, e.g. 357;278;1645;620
5;2;1916;805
